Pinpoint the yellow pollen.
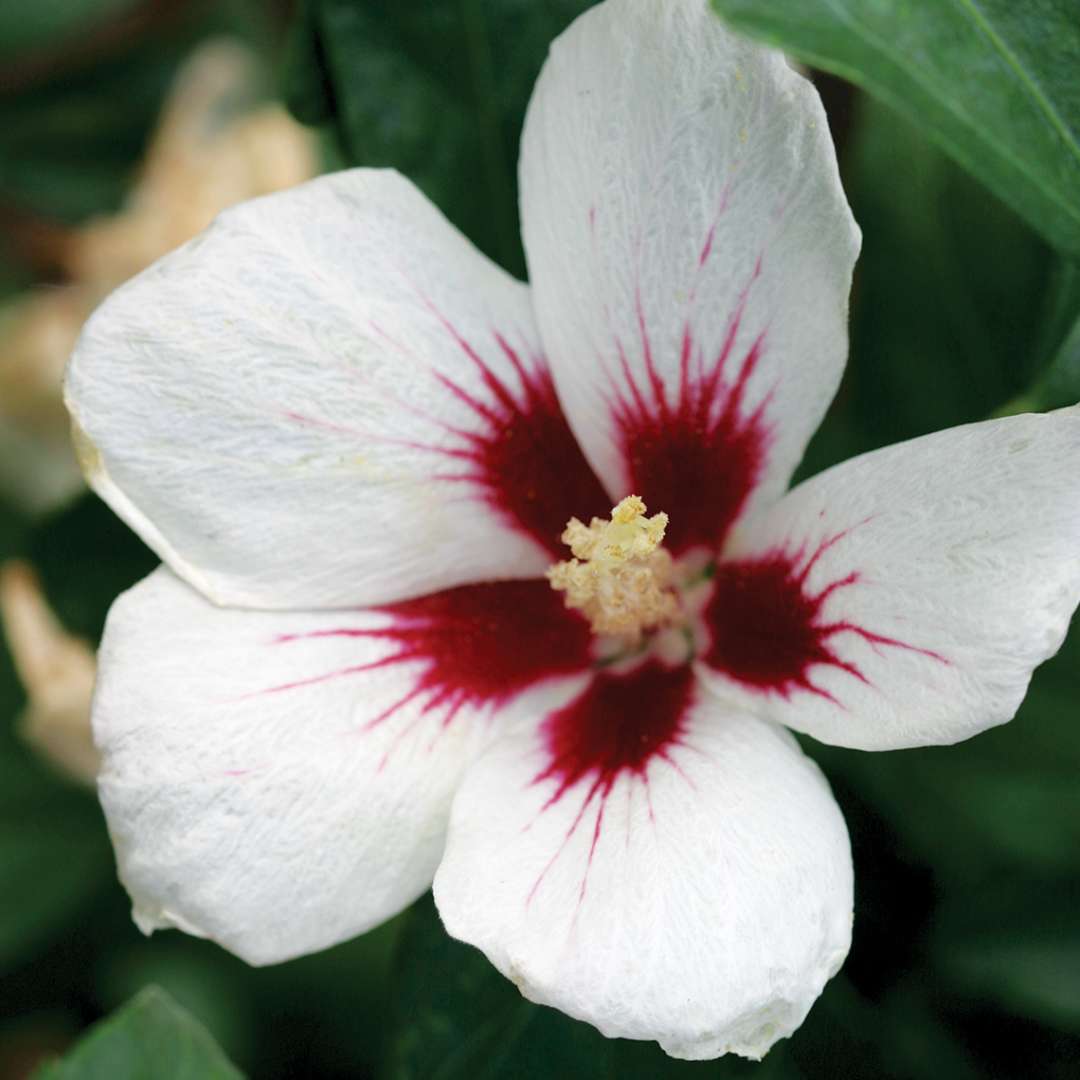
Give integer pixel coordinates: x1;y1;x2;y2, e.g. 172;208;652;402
546;495;679;641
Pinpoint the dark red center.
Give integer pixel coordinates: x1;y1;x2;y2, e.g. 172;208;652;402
535;661;696;805
268;579;594;728
704;555;858;699
432;331;609;558
376;579;594;710
703;541;945;704
610;269;773;556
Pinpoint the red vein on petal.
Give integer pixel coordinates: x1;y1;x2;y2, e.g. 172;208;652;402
611;249;774;555
244;582;594;748
409;295;609;557
525;663;697;907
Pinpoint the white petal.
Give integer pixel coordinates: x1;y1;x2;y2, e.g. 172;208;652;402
434;664;852;1060
519;0;860;554
698;410;1080;750
96;567;592;965
66;169;609;609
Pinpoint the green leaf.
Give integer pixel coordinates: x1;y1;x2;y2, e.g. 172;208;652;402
800;93;1049;470
32;986;244;1079
284;0;592;276
710;0;1080;257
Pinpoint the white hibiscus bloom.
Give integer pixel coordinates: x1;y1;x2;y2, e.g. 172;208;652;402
64;0;1080;1062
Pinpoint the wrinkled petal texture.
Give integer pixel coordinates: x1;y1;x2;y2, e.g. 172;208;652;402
435;662;852;1060
66;170;609;609
698;410;1080;750
95;567;592;964
520;0;860;554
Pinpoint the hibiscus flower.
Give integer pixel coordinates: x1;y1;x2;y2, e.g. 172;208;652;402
65;0;1080;1061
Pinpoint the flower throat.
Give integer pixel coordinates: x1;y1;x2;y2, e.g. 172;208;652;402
546;495;681;644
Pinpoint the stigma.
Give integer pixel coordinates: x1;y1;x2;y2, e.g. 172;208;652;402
546;495;679;642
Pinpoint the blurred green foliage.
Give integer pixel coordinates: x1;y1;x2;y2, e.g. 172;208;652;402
33;986;243;1079
0;1;139;60
284;0;592;276
0;696;111;973
0;2;274;229
2;1;1080;1078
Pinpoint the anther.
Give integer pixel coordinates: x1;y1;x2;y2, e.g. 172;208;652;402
547;495;678;642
